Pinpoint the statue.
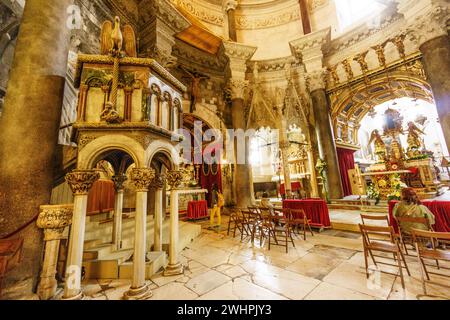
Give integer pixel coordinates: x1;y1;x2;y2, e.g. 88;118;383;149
100;16;137;57
406;121;425;157
180;66;209;114
368;129;387;162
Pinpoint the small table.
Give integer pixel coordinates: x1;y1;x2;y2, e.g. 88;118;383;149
283;199;331;229
187;200;209;220
388;200;450;233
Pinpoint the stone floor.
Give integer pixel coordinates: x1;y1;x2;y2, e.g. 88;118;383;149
72;216;449;301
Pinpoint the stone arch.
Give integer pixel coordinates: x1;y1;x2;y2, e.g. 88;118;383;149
78;135;145;170
145;140;180;170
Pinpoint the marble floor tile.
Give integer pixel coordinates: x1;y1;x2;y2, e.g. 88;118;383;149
323;262;396;299
304;282;377;300
286;253;343;280
150;282;198;300
388;274;450;300
308;244;357;260
151;272;185;287
197;278;287;300
185;270;231;295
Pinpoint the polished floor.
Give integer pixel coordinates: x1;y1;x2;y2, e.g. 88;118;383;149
72;216;449;300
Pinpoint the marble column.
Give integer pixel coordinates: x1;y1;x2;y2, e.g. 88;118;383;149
151;175;165;252
309;70;343;200
419;35;450;153
279;118;293;199
306;145;320;198
229;79;256;208
164;170;184;276
112;175;127;251
299;0;312;34
36;205;73;300
223;0;238;41
124;168;155;300
0;0;71;289
63;170;99;300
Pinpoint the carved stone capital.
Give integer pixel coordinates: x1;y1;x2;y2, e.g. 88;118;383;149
405;4;449;47
65;170;100;195
150;174;166;190
166;170;184;189
112;175;128;191
222;41;257;77
228;79;249;100
289;27;331;72
37;205;74;241
223;0;238;12
131;168;156;192
306;69;328;92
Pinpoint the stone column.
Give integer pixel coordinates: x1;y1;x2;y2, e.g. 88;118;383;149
36;205;73;300
63;170;99;300
164;170;184;276
299;0;312;34
112;175;127;251
223;0;238;41
309;70;343;199
124;168;155;300
279;118;293;198
222;41;257;208
0;0;71;289
151;175;165;252
306;145;320;198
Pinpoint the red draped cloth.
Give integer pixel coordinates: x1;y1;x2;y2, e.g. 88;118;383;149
337;148;356;197
200;163;222;207
87;180;115;215
279;182;301;195
283;199;332;228
187;200;209;220
388;200;450;232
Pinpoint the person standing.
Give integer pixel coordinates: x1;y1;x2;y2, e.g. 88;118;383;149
210;184;224;228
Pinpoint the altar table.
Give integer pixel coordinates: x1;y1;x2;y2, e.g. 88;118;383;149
388;200;450;233
187;200;209;220
283;199;331;229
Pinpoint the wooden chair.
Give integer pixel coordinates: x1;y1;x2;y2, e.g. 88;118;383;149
360;214;390;226
288;209;314;240
267;214;295;253
240;210;258;242
227;210;245;238
395;216;433;256
359;224;411;289
411;229;450;295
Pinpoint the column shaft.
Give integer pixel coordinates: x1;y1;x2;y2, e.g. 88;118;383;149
311;89;343;199
169;190;179;265
0;0;71;289
227;9;237;42
63;194;88;299
280;119;292;198
420;35;450;153
112;190;124;251
231;98;255;208
132;191;148;289
154;188;163;252
37;239;60;300
299;0;312;34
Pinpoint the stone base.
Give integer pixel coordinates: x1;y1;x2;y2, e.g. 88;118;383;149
61;291;84;300
122;284;153;300
163;263;184;276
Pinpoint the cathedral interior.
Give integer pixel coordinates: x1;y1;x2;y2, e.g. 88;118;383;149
0;0;449;301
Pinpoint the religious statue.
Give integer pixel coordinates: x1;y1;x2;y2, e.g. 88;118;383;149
180;66;209;113
368;129;387;162
406;121;425;157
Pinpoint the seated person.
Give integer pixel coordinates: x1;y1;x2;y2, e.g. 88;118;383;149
393;188;435;234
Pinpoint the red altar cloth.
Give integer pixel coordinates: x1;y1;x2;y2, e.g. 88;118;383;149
283;199;331;228
187;200;209;220
87;180;115;215
388;200;450;233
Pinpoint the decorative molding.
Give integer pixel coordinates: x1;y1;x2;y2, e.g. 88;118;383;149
139;0;191;33
65;170;100;195
131;168;156;192
235;7;301;30
171;0;225;26
307;68;328;92
223;0;238;12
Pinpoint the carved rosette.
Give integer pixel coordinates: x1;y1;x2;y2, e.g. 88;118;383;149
37;205;74;241
65;170;100;195
112;175;128;192
166;170;184;190
131;168;156;192
150;175;166;190
307;69;328;92
228;79;249;100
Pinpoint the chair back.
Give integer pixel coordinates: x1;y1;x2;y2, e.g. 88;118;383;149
360;214;390;226
411;228;450;250
359;224;396;246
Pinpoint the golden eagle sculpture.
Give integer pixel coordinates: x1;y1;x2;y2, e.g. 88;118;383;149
100;16;137;57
